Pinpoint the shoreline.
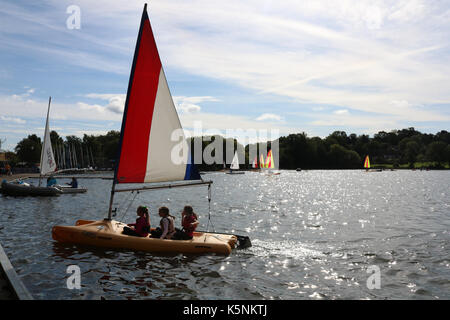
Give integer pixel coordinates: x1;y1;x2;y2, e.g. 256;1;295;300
0;173;40;182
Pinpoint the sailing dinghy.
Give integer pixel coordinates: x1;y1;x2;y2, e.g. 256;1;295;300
52;4;250;255
225;151;245;174
364;155;381;172
1;97;62;197
262;150;280;175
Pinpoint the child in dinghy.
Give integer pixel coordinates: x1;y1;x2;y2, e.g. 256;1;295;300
122;206;150;237
150;206;176;239
172;205;199;240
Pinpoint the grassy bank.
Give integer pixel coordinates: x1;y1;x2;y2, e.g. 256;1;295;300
374;162;450;169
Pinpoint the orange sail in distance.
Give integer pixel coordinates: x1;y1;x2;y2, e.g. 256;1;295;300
364;155;370;169
266;150;275;169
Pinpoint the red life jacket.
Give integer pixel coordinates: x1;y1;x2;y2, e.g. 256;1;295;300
182;214;197;237
134;216;150;237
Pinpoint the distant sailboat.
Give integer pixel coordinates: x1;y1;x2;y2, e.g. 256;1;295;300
52;4;250;254
364;155;370;170
262;149;280;175
251;156;258;171
364;155;381;172
39;97;57;184
266;149;274;169
226;151;245;174
1;97;62;196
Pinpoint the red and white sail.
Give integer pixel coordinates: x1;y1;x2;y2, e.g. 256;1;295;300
115;5;199;184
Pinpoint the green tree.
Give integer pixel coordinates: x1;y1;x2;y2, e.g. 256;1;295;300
328;144;361;169
426;141;448;165
14;134;42;164
404;140;420;165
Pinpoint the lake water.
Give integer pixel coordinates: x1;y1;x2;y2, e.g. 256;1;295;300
0;170;449;300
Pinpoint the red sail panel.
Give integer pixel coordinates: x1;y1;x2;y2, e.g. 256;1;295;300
116;9;162;183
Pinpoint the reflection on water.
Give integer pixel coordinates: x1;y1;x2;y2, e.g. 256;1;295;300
0;170;449;299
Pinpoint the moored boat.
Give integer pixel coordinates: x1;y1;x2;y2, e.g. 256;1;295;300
1;180;62;197
55;185;87;194
1;97;62;197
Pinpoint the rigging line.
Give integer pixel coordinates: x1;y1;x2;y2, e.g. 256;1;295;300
118;190;140;222
114;189;133;217
119;190;139;221
206;183;215;233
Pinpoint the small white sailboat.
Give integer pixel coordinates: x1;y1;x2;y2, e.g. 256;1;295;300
52;4;250;255
1;98;87;195
1;97;62;196
226;151;245;174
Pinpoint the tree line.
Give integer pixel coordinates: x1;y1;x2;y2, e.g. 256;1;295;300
3;127;450;170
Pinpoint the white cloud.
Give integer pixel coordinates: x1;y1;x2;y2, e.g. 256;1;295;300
0;93;122;122
334;109;349;115
256;113;283;121
85;93;126;114
1;0;449;148
0;115;26;124
173;96;219;114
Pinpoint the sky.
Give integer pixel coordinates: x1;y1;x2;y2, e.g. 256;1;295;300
0;0;449;151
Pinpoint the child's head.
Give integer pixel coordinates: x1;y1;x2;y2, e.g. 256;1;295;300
183;205;194;216
158;206;169;217
137;205;148;217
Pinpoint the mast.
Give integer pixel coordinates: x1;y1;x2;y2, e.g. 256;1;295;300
89;146;95;169
62;142;66;169
80;143;84;168
73;143;78;168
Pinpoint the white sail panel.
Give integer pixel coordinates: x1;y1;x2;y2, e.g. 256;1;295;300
41;100;57;175
144;69;189;183
230;152;239;170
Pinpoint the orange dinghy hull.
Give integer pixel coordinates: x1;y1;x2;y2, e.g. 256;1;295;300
52;220;237;255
